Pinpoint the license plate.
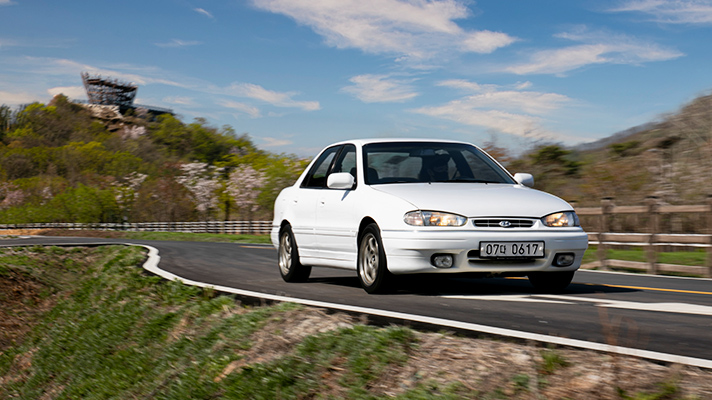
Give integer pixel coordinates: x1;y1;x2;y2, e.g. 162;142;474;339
479;241;545;258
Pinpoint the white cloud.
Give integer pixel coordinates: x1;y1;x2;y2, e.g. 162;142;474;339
220;100;262;118
163;96;196;106
44;58;186;88
437;79;497;93
250;0;516;61
194;8;214;18
610;0;712;24
228;82;320;111
0;38;17;48
412;80;571;139
155;39;202;48
0;90;40;105
460;30;517;53
0;0;15;5
506;27;682;75
342;74;418;103
261;137;294;147
47;85;86;99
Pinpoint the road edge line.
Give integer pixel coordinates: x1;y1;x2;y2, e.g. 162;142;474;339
134;243;712;370
4;241;710;370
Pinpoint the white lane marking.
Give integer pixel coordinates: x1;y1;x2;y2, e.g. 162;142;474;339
538;295;712;316
443;294;712;317
442;294;573;304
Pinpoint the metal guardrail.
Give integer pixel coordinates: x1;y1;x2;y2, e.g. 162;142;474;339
0;221;273;235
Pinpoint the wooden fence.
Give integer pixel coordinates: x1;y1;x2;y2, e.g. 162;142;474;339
0;221;273;235
576;197;712;277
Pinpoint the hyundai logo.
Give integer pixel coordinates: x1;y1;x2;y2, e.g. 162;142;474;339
499;220;512;228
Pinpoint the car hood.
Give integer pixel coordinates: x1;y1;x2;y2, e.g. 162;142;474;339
371;183;572;218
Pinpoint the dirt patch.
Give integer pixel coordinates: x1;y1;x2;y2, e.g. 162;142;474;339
0;229;127;238
228;308;712;399
0;271;54;351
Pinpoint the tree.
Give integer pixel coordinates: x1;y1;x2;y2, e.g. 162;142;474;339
226;164;267;221
175;162;221;220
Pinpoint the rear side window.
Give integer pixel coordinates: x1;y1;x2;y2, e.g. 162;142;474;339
301;145;340;188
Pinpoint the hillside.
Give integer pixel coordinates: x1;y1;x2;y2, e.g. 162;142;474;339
0;95;307;224
2;91;712;225
506;92;712;207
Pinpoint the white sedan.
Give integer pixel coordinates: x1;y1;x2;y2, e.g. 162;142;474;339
271;139;588;294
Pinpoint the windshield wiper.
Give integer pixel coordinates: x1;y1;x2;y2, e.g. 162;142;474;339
448;178;504;184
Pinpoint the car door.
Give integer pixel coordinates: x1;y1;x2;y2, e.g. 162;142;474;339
291;145;341;260
314;144;360;266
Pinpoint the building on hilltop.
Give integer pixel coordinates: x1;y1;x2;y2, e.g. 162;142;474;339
81;72;138;110
78;72;173;120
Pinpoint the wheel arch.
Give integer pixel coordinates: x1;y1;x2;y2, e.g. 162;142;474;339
279;219;292;234
358;217;378;241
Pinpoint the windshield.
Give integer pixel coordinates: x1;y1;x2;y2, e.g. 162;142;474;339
363;142;515;185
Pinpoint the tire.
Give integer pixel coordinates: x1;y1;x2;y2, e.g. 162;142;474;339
527;271;575;293
278;225;311;282
357;224;392;294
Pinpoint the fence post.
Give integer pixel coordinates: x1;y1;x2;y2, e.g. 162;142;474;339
707;195;712;278
645;196;660;275
598;198;614;270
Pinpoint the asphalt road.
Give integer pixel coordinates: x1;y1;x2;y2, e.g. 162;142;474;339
3;236;711;365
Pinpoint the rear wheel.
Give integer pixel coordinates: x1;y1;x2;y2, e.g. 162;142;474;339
527;271;575;293
357;224;392;294
278;225;311;282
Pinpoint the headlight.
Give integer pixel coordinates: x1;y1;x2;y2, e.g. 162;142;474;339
404;211;467;227
541;211;580;227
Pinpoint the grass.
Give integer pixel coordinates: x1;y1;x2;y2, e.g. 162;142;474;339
121;230;272;244
2;246;706;399
0;245;471;399
582;246;708;267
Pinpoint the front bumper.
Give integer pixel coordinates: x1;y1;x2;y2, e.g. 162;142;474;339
380;228;589;275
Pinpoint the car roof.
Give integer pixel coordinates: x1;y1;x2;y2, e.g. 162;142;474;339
327;138;475;147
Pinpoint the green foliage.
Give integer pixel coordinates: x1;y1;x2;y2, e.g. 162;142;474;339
617;380;681;400
0;246;290;399
0;100;306;223
530;145;581;176
610;141;641;157
539;349;569;375
221;325;417;399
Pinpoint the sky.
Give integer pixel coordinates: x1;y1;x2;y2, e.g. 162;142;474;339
1;0;712;157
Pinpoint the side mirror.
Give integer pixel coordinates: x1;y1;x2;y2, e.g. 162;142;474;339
514;173;534;188
327;172;356;190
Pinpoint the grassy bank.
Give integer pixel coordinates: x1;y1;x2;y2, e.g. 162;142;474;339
582;246;708;267
2;246;711;399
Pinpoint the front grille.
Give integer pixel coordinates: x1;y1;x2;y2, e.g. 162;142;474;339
473;219;534;228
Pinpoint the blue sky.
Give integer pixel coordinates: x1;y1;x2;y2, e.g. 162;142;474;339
1;0;712;156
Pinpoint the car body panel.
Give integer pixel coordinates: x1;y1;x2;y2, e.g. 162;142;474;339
371;183;571;218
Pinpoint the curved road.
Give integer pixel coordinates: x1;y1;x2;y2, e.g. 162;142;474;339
2;236;711;368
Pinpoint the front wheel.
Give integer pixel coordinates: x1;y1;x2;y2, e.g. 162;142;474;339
357;224;392;294
278;225;311;282
527;271;575;293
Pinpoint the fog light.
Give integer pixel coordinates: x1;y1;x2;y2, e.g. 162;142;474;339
432;254;454;268
554;253;575;267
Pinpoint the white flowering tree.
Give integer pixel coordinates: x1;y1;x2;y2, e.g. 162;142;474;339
176;162;221;220
112;171;147;221
0;182;25;209
226;164;267;222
